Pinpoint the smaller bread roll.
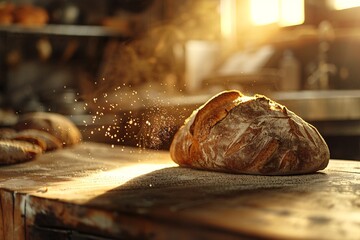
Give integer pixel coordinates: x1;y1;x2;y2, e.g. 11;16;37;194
13;5;48;26
170;90;330;175
0;140;42;165
12;129;63;151
15;112;82;147
0;3;14;25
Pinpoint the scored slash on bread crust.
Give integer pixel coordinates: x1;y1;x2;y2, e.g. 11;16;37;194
170;90;330;175
190;91;242;142
0;140;42;165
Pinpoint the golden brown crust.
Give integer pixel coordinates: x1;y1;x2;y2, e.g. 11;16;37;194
170;90;330;175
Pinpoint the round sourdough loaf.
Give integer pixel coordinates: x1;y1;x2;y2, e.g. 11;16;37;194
170;90;330;175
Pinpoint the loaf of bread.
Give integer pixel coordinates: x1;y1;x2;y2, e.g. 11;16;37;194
0;3;14;25
0;112;81;165
0;3;48;26
13;5;48;26
170;90;330;175
15;112;82;147
12;129;63;151
0;140;42;165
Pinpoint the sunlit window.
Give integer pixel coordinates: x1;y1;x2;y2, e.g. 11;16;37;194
280;0;304;26
332;0;360;10
250;0;279;26
250;0;304;27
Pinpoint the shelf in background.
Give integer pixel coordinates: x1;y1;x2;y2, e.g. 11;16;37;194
0;24;129;37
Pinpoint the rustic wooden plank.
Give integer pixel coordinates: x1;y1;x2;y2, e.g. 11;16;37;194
0;143;358;239
0;190;14;240
13;192;25;240
23;194;249;240
0;191;5;240
27;226;70;240
0;143;175;195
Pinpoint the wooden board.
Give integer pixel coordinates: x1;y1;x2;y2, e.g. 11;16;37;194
0;142;359;239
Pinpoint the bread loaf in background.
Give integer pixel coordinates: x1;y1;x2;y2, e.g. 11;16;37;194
0;140;43;165
12;129;63;151
15;112;82;146
170;90;330;175
0;112;81;165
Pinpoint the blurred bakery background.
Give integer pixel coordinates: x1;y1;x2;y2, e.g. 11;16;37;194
0;0;359;159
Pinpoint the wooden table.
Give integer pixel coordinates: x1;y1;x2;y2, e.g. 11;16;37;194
0;142;359;240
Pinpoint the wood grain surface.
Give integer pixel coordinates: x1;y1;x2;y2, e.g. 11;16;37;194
0;142;359;239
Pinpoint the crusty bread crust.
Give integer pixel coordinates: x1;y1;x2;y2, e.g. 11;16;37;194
170;90;330;175
0;140;42;165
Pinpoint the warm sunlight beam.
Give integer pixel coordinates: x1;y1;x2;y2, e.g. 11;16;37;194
40;162;177;202
221;0;237;39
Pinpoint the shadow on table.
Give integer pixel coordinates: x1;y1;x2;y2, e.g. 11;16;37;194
86;166;329;213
